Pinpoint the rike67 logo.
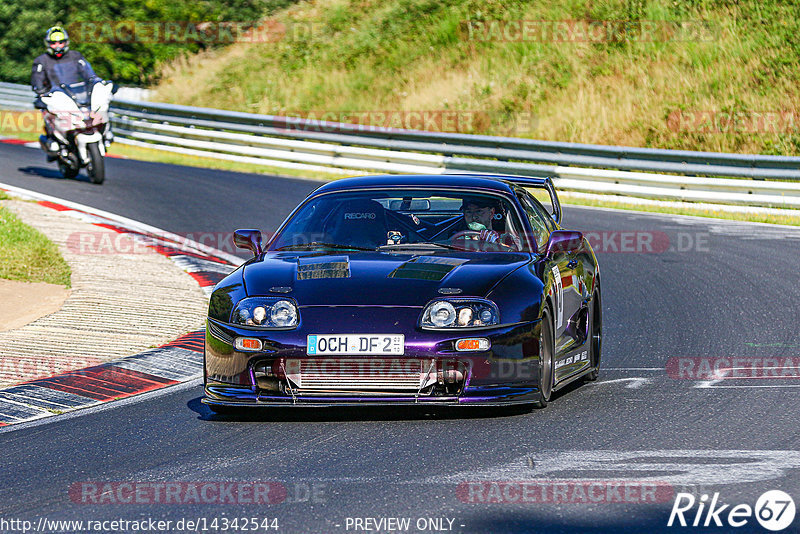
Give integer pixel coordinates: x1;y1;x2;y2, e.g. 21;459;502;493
668;490;796;531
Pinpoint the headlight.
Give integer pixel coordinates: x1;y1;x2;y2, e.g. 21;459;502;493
270;300;298;327
231;297;299;328
420;299;499;329
429;301;456;327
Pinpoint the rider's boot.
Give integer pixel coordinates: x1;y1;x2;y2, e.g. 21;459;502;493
39;132;59;162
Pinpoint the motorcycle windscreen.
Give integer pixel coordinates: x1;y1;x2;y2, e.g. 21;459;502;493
63;81;91;106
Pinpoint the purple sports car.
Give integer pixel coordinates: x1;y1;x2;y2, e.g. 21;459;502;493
203;174;601;411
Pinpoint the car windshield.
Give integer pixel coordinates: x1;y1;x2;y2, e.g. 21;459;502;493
269;189;527;253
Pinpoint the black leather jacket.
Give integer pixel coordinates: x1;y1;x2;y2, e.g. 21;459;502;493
31;50;100;95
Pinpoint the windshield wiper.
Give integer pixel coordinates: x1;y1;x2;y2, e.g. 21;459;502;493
275;242;374;252
377;242;462;251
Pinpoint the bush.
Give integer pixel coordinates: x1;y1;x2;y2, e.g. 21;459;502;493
0;0;294;85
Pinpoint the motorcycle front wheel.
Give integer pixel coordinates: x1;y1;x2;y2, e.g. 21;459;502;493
87;142;105;185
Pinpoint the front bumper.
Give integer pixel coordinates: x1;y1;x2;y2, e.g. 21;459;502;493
203;307;543;407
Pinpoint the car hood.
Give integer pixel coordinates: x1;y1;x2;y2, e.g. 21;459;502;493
242;250;531;306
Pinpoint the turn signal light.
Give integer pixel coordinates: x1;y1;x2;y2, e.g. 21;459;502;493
455;338;490;352
235;337;263;351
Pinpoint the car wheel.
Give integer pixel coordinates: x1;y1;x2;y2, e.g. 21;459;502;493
534;306;555;408
585;290;602;381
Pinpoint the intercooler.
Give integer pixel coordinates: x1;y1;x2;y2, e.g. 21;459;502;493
283;358;437;391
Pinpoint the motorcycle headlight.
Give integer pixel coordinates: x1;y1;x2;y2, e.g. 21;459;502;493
419;299;499;329
230;297;299;329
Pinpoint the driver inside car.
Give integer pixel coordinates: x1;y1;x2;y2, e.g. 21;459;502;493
461;197;501;242
453;196;522;251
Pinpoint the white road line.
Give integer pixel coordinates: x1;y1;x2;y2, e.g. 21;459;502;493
593;377;653;389
566;200;800;226
0;182;243;265
0;184;227;427
0;377;204;434
0;390;82;410
694;379;727;388
0;395;51;413
432;450;800;486
171;254;236;275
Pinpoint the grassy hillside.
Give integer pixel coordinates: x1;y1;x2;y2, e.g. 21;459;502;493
151;0;800;155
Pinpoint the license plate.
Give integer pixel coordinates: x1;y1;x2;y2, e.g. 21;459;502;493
306;334;404;355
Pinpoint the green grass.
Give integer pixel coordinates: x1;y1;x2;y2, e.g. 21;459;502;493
0;203;71;287
558;193;800;227
524;186;800;226
151;0;800;156
108;142;338;182
0;119;39;142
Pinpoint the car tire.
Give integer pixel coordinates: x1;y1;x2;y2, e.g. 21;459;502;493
533;306;555;408
585;290;602;382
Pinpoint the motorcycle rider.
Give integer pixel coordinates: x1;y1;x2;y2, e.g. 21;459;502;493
31;26;113;153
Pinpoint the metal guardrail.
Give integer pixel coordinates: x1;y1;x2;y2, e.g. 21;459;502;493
2;81;800;208
0;82;35;111
109;98;800;180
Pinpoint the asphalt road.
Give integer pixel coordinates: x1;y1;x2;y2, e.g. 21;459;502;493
1;142;800;534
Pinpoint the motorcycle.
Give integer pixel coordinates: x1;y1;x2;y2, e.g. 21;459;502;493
35;80;115;184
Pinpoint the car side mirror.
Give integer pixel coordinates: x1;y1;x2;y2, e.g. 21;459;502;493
234;229;263;257
545;230;583;257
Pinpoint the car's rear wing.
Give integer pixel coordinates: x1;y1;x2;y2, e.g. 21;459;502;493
480;174;562;225
446;173;562;225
